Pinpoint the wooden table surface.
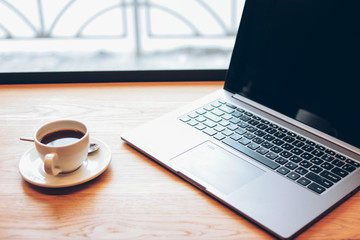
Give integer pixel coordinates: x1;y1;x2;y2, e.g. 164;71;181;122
0;81;359;239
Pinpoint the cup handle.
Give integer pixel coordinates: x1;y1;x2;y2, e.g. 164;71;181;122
44;153;62;176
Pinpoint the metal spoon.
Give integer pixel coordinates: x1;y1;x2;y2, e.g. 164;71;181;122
88;143;100;154
20;137;100;154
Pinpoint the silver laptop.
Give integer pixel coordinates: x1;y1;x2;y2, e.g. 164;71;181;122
121;0;360;239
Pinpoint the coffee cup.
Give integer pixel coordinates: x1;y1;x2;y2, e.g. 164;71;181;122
34;120;90;176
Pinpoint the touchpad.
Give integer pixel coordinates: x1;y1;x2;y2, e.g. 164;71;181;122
171;141;265;195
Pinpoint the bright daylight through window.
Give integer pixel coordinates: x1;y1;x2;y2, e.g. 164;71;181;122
0;0;243;73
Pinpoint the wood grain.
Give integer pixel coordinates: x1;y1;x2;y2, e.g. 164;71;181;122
0;82;359;239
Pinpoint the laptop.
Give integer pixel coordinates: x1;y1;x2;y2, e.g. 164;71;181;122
121;0;360;239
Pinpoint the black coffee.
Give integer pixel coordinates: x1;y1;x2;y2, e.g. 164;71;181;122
40;129;85;147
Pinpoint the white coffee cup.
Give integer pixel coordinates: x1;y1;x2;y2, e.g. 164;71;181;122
34;120;90;176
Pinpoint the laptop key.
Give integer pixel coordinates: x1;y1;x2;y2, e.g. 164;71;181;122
252;115;261;121
248;142;260;150
332;159;345;167
235;128;246;135
263;134;275;141
299;160;312;168
289;156;302;163
274;132;286;139
308;183;326;194
270;146;282;153
222;114;233;121
346;158;360;168
179;116;191;122
239;138;251;145
211;101;222;108
240;115;251;122
203;119;217;128
265;128;277;134
214;125;225;132
287;172;300;180
203;128;217;136
196;108;207;115
257;147;269;155
248;119;259;126
325;149;336;156
281;143;293;150
315;144;326;151
273;139;285;146
195;124;207;131
320;162;334;170
219;120;230;127
244;132;256;139
257;123;268;130
244;111;253;117
335;154;346;161
204;112;222;122
293;140;305;147
214;133;226;141
187;119;198;126
254;130;266;137
222;138;280;170
295;167;308;175
285;162;298;170
306;140;316;146
261;141;273;149
252;137;264;144
312;149;324;157
212;108;225;116
297;177;311;186
195;116;207;123
331;167;348;178
222;129;234;136
276;157;288;165
230;133;242;141
300;152;313;160
309;165;322;174
225;103;237;109
232;111;242;118
266;152;278;160
310;157;323;165
321;154;335;162
296;136;306;142
219;105;235;114
342;164;356;172
320;171;341;183
291;148;304;155
305;172;333;188
277;167;290;175
227;124;238;131
229;117;241;124
283;136;295;143
280;151;292;158
238;121;248;128
302;145;315;152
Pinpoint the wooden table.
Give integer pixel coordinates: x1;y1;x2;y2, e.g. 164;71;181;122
0;81;359;239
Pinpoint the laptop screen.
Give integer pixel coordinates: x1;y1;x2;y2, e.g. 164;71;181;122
225;0;360;149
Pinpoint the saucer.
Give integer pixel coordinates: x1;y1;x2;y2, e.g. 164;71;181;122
19;137;111;188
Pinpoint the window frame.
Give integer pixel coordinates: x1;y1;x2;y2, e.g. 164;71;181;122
0;69;227;84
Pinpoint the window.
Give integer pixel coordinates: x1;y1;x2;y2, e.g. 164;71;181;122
0;0;244;82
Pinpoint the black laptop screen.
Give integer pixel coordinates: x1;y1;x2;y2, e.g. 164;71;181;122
225;0;360;149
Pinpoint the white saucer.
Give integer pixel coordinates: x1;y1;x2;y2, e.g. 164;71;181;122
19;137;111;188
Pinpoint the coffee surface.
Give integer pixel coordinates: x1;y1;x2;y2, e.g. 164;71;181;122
40;129;85;147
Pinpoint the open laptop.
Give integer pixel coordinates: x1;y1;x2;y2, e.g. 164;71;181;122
121;0;360;239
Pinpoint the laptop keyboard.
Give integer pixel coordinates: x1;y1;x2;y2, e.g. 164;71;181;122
179;99;360;194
